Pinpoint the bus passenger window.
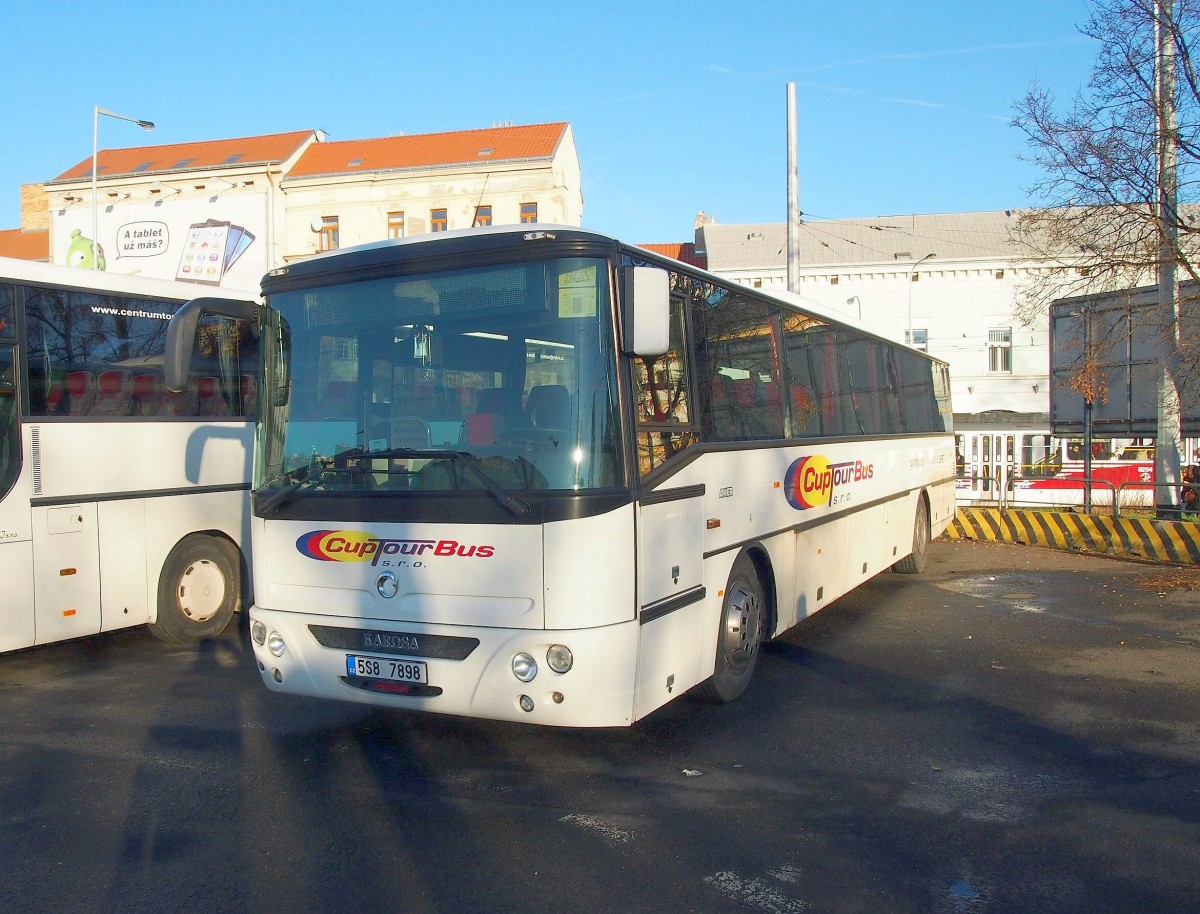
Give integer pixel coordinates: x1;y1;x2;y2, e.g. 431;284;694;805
634;295;697;475
0;347;18;500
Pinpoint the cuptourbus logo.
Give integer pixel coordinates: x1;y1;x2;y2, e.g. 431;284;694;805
784;455;874;510
296;530;495;566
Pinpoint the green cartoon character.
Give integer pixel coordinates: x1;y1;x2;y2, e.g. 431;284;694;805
66;228;105;270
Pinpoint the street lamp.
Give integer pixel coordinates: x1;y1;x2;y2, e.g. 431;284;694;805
907;252;936;345
846;295;862;320
92;105;155;270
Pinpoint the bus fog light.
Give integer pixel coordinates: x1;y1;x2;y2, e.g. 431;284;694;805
267;632;287;657
251;621;267;645
273;668;283;683
546;644;573;673
519;695;535;712
512;653;537;682
552;692;564;704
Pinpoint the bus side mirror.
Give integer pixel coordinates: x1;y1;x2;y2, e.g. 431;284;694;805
164;297;259;392
622;267;670;356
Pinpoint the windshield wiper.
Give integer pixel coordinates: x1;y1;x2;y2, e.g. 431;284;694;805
346;446;530;517
257;473;322;516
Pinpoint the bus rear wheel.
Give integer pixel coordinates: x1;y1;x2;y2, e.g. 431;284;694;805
892;495;930;575
149;534;241;644
694;553;764;704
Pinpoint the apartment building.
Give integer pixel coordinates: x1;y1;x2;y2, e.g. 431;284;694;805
36;122;581;289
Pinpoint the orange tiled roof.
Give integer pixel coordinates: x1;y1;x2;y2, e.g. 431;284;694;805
287;122;568;178
638;242;707;269
51;130;316;182
0;228;49;261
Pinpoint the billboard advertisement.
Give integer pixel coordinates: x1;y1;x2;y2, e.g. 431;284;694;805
52;196;267;290
1050;283;1200;436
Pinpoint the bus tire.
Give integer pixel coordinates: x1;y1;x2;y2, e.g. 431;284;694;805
149;534;241;645
892;495;930;575
694;553;764;704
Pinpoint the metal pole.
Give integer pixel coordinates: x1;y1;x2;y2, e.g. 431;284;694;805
907;253;935;345
91;106;155;272
91;106;99;270
786;83;800;294
1084;399;1094;513
1155;0;1183;518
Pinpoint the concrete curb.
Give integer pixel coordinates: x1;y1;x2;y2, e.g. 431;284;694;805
945;506;1200;564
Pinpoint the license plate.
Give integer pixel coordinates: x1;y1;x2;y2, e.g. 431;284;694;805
345;654;428;684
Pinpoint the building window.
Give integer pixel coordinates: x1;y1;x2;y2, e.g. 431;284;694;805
905;329;929;352
519;202;538;224
988;327;1012;373
387;212;405;238
318;216;339;252
431;208;448;233
473;205;492;228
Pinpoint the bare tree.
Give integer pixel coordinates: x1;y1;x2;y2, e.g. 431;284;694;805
1011;0;1200;329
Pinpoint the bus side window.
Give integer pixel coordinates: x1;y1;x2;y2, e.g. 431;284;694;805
0;346;18;500
633;292;697;475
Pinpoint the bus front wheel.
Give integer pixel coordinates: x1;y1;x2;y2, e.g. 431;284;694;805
150;534;241;644
892;496;930;575
694;553;764;704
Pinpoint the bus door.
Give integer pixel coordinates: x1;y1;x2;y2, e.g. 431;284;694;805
959;432;1014;504
0;342;36;652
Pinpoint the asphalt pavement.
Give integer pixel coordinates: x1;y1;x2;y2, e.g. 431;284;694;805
0;539;1196;914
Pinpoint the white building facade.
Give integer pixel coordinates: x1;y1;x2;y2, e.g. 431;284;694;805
40;122;582;290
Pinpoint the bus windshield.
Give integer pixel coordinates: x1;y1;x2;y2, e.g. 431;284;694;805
258;256;623;500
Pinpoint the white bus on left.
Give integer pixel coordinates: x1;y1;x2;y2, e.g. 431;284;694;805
0;258;256;652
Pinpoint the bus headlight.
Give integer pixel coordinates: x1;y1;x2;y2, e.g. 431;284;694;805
267;632;287;657
512;652;537;682
546;644;573;674
251;621;267;645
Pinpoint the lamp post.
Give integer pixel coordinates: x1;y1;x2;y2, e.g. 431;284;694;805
846;295;861;320
92;105;155;270
906;252;936;345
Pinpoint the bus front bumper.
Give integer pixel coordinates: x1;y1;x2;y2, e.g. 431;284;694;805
248;605;640;727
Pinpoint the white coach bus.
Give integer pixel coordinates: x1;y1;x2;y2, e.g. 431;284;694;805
166;227;955;726
0;258;256;651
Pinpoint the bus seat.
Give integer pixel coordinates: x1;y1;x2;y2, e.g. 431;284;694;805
525;384;570;428
464;411;497;445
65;370;95;415
763;381;781;408
474;387;511;417
92;370;133;416
464;388;517;445
733;377;759;408
198;376;232;416
45;376;66;414
241;375;257;416
392;416;432;449
321;380;356;418
132;374;160;415
405;384;436;418
157;377;198;416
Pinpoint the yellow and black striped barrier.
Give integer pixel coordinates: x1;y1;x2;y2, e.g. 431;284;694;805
946;507;1200;564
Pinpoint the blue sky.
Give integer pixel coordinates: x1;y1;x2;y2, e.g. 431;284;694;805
1;0;1099;243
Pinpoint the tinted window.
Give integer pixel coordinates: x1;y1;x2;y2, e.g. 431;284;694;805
0;283;13;339
0;346;18;500
691;283;784;442
894;348;940;432
24;286;256;419
843;331;902;434
633;292;698;475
